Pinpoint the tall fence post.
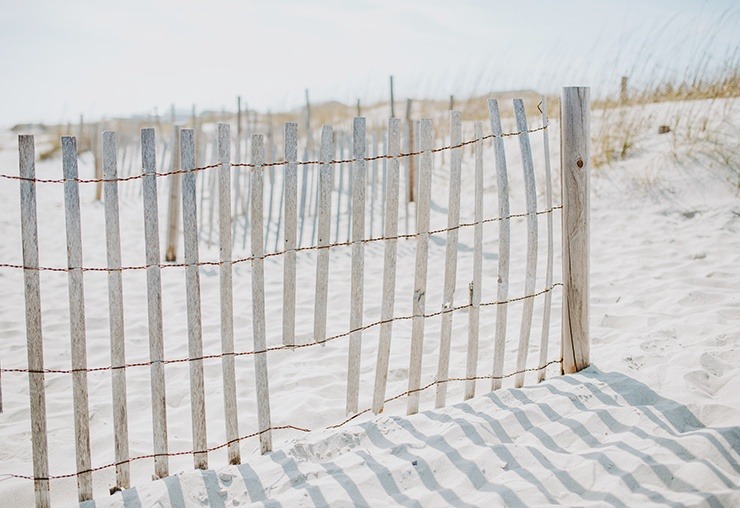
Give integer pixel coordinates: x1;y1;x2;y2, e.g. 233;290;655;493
561;86;590;374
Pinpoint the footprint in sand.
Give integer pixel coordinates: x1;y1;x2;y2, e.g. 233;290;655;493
684;352;735;396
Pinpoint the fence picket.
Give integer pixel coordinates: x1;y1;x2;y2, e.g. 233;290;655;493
61;136;93;502
251;134;273;452
487;100;511;391
141;128;169;479
314;126;334;344
464;122;484;400
102;131;131;489
179;129;209;469
435;111;463;408
217;124;240;464
165;125;181;262
346;117;366;415
538;97;554;382
372;118;401;414
283;123;298;347
513;99;538;388
407;118;433;415
18;135;50;508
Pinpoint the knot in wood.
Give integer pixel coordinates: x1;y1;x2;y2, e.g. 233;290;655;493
576;158;584;168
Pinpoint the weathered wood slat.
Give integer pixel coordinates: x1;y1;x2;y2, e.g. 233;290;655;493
513;99;539;388
61;136;93;502
141;128;169;479
217;124;240;464
372;118;401;414
18;135;50;508
435;111;463;408
102;131;131;489
251;134;273;452
464;122;484;400
538;97;555;382
346;117;366;415
561;87;591;374
174;129;207;471
283;123;298;347
406;118;433;415
165;125;181;262
487;100;511;391
313;126;334;344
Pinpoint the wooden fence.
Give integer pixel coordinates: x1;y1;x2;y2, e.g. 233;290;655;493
0;87;590;506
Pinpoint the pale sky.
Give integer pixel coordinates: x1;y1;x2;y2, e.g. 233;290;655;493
0;0;736;126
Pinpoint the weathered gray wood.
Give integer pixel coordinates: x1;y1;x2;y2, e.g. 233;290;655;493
370;131;378;238
18;135;50;508
93;125;103;201
313;126;334;344
179;129;208;469
405;99;415;203
217;124;240;464
346;117;367;415
435;111;463;408
464;122;484;400
102;131;131;489
561;86;591;374
251;134;273;452
381;132;388;233
334;138;345;244
538;97;555;383
406;118;433;415
283;123;298;346
513;99;539;388
372;118;401;414
141;128;169;479
165;125;182;261
487;100;511;391
62;136;93;502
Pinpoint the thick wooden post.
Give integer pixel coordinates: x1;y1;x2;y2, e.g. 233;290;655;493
561;86;590;374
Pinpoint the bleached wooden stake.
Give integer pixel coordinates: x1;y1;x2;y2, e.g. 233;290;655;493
407;118;433;415
513;99;538;389
102;131;131;489
538;97;555;383
487;100;511;392
251;134;273;452
217;124;240;464
62;136;93;502
435;111;463;408
346;117;367;415
165;125;181;261
141;128;169;479
372;118;401;414
18;135;51;508
283;123;298;346
561;86;591;374
464;122;484;400
314;126;334;344
179;129;208;469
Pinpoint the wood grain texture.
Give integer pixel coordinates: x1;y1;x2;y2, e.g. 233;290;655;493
407;118;433;415
513;99;539;388
141;128;169;479
62;136;93;502
346;117;366;415
251;134;273;452
561;87;591;374
487;100;510;391
217;124;240;464
538;97;555;383
18;135;50;508
102;131;131;489
372;118;401;414
283;123;298;346
314;125;334;345
165;125;181;262
435;111;463;408
465;122;484;400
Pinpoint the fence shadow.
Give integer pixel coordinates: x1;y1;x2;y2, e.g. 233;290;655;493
93;366;740;507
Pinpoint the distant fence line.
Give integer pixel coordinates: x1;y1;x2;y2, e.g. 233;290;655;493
0;88;591;508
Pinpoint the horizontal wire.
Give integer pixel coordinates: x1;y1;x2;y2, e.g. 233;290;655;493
0;284;561;376
0;206;562;273
0;124;547;185
1;359;561;482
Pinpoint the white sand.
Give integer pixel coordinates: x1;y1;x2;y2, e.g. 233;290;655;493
0;98;738;506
